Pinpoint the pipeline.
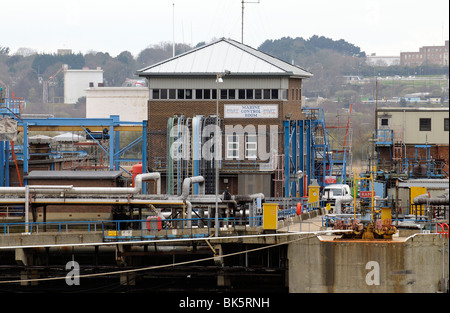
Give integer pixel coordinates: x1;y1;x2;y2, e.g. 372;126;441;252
334;195;353;214
179;176;205;200
177;176;204;228
413;193;449;205
0;173;161;196
232;193;265;202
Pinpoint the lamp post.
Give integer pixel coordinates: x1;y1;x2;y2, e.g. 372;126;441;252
215;71;230;237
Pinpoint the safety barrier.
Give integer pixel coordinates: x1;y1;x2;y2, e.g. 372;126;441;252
0;204;327;240
1;220;105;236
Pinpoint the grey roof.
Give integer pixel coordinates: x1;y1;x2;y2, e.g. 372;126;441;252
26;171;123;180
378;107;449;112
398;179;449;189
136;38;312;78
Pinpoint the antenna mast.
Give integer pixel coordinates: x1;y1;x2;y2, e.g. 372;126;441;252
173;3;175;57
241;0;260;44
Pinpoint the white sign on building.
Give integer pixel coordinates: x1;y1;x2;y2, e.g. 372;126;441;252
224;105;278;119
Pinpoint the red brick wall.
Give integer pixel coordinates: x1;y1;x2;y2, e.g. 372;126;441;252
147;78;304;171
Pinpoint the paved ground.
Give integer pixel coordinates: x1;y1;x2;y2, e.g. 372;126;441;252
278;215;326;233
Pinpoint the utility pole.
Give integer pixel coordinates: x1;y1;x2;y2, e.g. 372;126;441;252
241;0;260;44
173;3;175;57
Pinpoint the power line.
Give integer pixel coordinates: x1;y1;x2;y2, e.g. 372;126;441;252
0;233;320;285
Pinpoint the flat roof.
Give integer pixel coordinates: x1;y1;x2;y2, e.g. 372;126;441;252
377;107;449;112
25;171;122;180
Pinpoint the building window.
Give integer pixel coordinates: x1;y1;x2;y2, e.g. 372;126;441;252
195;89;203;99
445;118;449;131
271;89;279;99
227;135;239;159
245;134;257;159
255;89;262;99
160;89;168;99
153;88;285;101
220;89;228;100
419;118;431;131
381;118;389;126
152;89;160;99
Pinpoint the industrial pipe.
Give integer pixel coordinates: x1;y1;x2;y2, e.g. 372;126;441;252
413;193;449;205
334;195;353;214
0;172;161;196
179;176;205;200
178;176;205;228
231;193;265;202
185;200;193;228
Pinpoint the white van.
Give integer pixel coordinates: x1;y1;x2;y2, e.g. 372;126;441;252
321;184;351;206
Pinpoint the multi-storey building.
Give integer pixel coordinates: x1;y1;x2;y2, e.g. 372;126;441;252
136;38;313;196
400;40;449;66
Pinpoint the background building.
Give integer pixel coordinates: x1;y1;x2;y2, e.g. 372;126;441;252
86;87;148;122
366;54;400;66
400;40;449;66
376;107;449;177
64;67;103;104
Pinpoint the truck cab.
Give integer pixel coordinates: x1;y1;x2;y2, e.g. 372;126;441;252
321;184;351;207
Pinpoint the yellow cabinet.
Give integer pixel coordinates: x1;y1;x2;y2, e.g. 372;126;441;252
263;203;278;230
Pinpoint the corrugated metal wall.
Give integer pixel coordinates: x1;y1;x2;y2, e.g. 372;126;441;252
148;77;289;89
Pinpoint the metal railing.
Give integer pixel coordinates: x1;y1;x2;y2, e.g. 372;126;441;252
375;129;393;145
1;220;105;236
0;204;327;240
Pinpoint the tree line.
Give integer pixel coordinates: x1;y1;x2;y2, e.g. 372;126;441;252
1;36;448;105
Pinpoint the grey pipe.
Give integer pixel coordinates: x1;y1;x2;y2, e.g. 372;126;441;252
334;195;353;214
179;176;205;200
178;176;205;228
0;173;161;196
186;200;192;228
231;193;265;202
413;193;449;205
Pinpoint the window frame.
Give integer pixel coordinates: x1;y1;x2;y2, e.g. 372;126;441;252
226;134;239;159
245;134;257;159
419;118;431;131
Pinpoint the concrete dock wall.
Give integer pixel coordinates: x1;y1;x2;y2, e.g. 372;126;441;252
288;234;448;293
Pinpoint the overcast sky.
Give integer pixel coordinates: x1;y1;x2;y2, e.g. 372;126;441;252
1;0;449;57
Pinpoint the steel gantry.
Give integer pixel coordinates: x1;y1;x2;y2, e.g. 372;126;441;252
284;119;311;198
3;114;147;190
1;89;23;187
284;108;333;198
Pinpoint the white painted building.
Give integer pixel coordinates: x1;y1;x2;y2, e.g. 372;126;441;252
366;55;400;66
85;87;148;122
64;67;103;104
377;107;449;145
